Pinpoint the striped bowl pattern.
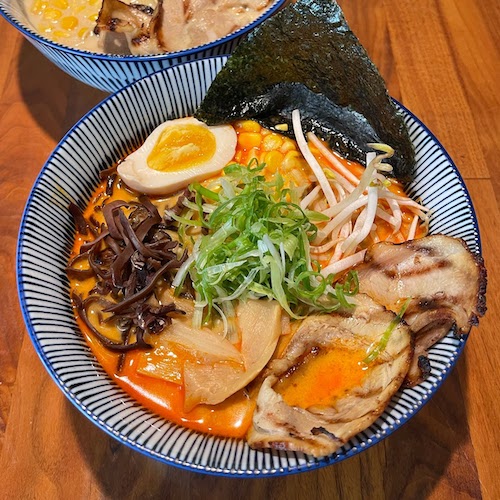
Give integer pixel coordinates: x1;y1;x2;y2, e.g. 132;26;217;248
17;56;481;476
0;0;286;93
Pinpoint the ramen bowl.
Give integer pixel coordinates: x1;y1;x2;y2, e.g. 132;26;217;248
0;0;285;93
17;57;481;476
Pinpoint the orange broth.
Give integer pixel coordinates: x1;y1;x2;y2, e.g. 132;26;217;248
69;120;425;439
72;181;255;438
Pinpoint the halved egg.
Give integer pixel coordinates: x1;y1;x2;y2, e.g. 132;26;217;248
117;117;237;195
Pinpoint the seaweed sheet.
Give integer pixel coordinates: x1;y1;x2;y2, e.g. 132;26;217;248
195;0;415;181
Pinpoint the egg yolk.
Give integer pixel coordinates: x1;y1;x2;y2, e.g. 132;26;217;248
147;124;216;172
275;346;368;408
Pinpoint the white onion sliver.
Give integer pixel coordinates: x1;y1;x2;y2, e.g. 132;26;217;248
341;186;378;255
310;236;339;254
300;184;321;210
316;194;368;244
292;110;337;207
329;221;352;263
331;172;355;194
307;132;359;186
321;249;367;277
375;207;396;226
386;197;402;234
407;214;420;240
321;152;376;219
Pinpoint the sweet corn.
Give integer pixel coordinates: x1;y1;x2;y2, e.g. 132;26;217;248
290;168;310;187
263;150;284;173
238;132;262;150
262;133;283;152
31;0;99;45
43;7;62;20
282;150;305;171
50;0;68;9
279;138;297;154
237;120;261;133
31;0;47;15
61;16;78;30
233;121;309;185
77;27;89;39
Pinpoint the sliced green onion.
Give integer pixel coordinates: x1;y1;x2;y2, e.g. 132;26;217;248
173;159;359;322
363;297;411;364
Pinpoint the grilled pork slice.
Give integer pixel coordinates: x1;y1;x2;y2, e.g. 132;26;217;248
95;0;163;55
356;235;487;386
247;294;412;458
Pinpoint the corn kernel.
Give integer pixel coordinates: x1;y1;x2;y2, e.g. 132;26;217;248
88;13;98;22
61;16;78;29
291;169;309;187
275;123;289;132
238;120;261;133
43;7;62;20
77;27;89;39
89;0;100;5
50;0;68;9
238;132;262;150
263;151;284;173
38;22;52;33
31;0;47;15
282;150;305;172
262;133;283;152
279;138;297;154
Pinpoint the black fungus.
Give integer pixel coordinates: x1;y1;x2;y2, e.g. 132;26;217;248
68;192;187;356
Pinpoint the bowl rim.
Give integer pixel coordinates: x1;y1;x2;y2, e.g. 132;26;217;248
0;0;286;61
15;56;482;476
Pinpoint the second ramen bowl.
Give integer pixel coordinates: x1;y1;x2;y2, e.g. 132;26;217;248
0;0;285;93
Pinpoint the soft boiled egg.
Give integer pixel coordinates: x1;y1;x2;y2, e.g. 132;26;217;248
117;117;237;195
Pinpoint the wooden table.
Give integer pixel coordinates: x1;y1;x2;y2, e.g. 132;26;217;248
0;0;498;498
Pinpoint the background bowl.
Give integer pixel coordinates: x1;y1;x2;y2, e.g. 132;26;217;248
17;56;481;476
0;0;285;93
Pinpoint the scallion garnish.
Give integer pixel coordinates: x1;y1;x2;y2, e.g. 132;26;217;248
363;297;412;364
169;159;358;325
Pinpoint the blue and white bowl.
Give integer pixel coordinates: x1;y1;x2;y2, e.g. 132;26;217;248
17;56;481;476
0;0;285;93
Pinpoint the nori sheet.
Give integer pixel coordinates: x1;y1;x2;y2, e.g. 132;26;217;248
195;0;415;181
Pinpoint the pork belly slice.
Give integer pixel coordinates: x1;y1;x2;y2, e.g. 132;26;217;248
95;0;163;55
356;234;487;386
247;294;412;458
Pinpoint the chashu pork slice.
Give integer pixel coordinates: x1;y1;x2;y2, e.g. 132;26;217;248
247;294;412;458
95;0;163;55
356;234;487;386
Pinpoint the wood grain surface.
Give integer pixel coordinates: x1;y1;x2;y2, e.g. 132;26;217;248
0;0;498;498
